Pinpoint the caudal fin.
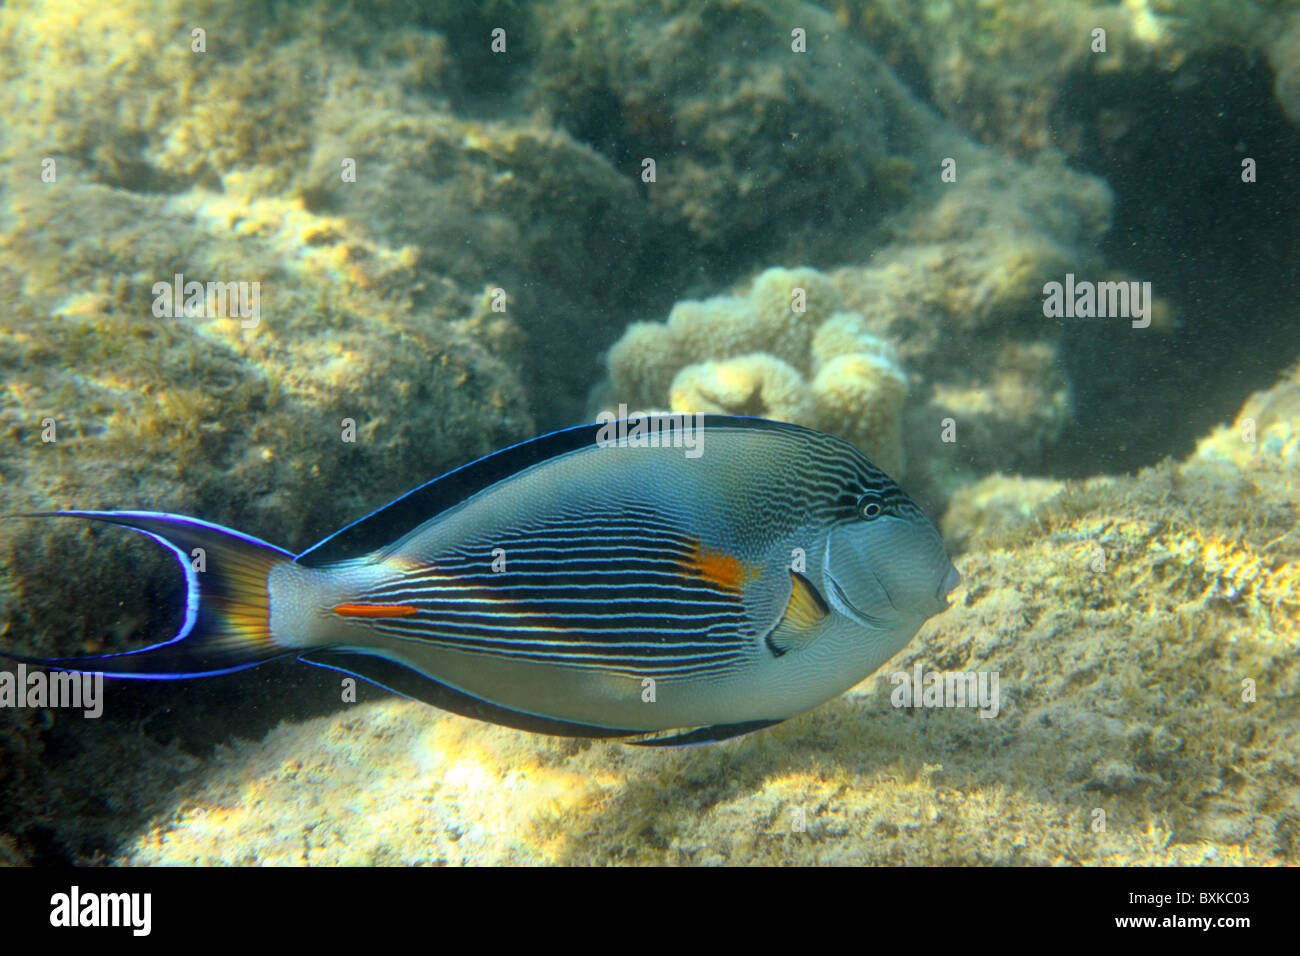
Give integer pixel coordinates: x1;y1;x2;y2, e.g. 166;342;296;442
4;511;294;678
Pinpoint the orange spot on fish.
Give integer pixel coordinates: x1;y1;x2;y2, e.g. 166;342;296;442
332;603;419;618
683;540;760;591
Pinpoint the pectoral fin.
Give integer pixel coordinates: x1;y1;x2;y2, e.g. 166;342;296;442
764;570;830;658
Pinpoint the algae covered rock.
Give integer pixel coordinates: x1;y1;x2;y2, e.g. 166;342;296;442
1273;10;1300;126
0;177;533;660
0;0;687;431
844;0;1294;157
528;0;961;262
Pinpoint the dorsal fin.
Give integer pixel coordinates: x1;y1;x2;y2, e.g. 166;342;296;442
294;415;815;567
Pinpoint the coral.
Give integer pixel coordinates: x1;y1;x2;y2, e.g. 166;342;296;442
811;312;891;371
606;321;693;411
743;268;842;368
662;299;753;372
602;266;909;475
811;352;907;477
647;267;845;386
669;354;817;426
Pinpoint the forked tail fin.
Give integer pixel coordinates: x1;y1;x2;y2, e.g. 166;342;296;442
4;511;295;678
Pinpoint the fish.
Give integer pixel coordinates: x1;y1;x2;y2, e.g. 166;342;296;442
3;415;961;746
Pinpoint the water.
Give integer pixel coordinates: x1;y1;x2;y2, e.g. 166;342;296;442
0;0;1297;866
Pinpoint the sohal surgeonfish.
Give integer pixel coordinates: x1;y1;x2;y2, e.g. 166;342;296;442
5;415;961;745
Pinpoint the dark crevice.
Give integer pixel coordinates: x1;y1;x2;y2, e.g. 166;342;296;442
1046;46;1300;476
420;5;535;118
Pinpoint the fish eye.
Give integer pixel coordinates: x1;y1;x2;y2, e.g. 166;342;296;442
857;493;883;520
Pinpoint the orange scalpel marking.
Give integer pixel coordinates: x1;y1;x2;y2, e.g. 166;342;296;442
684;540;761;591
332;603;419;618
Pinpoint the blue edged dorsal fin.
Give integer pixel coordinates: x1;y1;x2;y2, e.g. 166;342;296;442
294;415;814;567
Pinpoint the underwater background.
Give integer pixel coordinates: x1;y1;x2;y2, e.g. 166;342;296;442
0;0;1297;865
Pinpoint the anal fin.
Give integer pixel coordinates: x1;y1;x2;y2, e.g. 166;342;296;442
299;651;785;746
299;649;640;740
624;719;782;747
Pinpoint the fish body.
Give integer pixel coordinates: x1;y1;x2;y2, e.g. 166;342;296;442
7;416;960;745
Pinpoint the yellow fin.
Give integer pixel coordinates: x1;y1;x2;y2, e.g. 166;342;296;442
765;571;830;657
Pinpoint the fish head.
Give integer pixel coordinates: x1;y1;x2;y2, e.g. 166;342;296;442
821;492;960;632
